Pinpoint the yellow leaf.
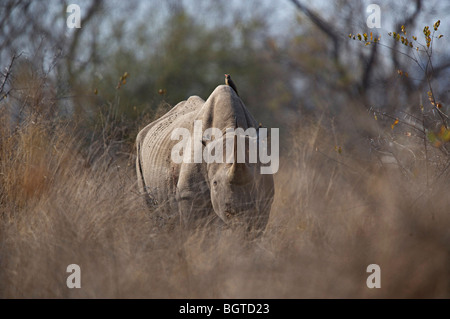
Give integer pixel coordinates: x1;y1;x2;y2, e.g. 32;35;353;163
438;126;450;142
391;118;399;129
434;20;440;31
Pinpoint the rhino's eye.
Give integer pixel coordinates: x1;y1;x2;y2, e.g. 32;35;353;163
213;181;217;187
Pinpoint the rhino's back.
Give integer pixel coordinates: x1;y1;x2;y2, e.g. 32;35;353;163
136;96;205;208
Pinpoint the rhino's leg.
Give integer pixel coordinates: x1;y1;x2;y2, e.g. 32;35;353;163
175;163;214;229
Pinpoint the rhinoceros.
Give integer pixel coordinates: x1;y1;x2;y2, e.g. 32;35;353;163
136;85;274;234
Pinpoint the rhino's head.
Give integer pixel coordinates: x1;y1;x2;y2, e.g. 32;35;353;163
205;133;274;236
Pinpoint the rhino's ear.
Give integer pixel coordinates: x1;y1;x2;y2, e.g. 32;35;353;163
256;123;263;138
201;139;207;147
256;124;270;142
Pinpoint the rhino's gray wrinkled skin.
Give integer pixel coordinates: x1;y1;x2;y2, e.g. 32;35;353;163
136;85;274;235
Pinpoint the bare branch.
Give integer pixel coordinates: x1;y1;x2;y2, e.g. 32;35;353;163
361;42;378;93
0;52;22;101
289;0;340;61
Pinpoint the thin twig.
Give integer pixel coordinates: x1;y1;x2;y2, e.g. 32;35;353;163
370;108;424;134
0;52;22;101
421;100;429;188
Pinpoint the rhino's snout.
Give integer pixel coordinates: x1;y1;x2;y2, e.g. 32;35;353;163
224;209;262;227
223;210;267;239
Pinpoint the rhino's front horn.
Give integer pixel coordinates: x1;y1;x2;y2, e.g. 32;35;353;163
228;134;253;185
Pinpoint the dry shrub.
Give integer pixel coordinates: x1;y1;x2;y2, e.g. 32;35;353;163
1;117;67;209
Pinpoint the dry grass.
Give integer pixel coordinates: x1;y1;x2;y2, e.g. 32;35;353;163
1;107;449;298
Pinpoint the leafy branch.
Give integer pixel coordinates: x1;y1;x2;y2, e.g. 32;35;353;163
350;20;448;128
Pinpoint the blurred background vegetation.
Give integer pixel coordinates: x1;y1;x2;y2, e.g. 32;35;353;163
1;0;448;149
